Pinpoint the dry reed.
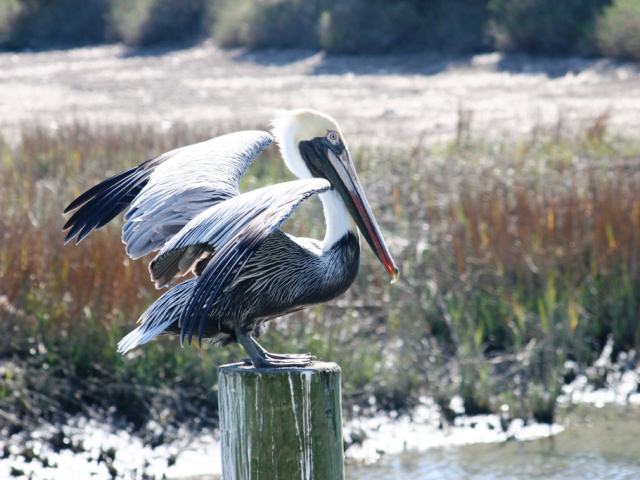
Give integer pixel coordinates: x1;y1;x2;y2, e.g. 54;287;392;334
1;120;639;426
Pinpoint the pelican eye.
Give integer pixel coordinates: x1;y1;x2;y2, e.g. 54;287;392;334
326;130;339;145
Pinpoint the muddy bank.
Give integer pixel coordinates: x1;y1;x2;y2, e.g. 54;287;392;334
1;43;639;146
2;347;638;480
0;399;561;480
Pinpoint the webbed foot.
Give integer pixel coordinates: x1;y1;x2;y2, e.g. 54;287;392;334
251;353;314;368
236;327;316;369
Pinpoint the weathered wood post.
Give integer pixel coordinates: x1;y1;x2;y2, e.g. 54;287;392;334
218;361;344;480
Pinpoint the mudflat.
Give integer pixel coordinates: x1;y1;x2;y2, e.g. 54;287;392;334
1;41;639;145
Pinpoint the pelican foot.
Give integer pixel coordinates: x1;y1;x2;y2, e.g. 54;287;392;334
236;328;315;368
242;353;315;368
265;352;316;361
251;354;314;369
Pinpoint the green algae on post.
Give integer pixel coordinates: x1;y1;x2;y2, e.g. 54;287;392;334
218;362;344;480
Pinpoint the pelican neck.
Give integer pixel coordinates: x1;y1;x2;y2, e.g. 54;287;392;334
319;189;355;251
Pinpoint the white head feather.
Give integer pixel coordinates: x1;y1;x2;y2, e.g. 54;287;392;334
271;108;343;179
271;108;354;250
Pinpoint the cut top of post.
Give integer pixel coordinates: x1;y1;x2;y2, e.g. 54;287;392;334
219;360;341;375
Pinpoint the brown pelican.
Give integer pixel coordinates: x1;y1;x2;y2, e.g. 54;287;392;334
63;109;398;368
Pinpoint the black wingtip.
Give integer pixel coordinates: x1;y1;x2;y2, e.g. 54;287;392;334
64;195;89;214
198;318;206;348
187;326;194;347
62;164;153;247
62;216;75;231
63;165;141;215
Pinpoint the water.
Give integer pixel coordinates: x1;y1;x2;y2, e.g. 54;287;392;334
348;407;640;480
7;406;635;479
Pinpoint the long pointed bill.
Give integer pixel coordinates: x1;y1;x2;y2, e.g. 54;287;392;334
327;147;399;283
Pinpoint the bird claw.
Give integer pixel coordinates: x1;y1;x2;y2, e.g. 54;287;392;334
251;352;315;369
266;352;316;361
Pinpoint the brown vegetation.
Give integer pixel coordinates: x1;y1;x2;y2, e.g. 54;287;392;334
1;118;640;432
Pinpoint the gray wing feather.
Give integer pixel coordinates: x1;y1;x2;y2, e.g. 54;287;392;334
148;178;332;345
117;278;197;354
63;130;272;257
123;130;273;259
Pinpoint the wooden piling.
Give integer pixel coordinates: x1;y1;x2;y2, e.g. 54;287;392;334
218;361;344;480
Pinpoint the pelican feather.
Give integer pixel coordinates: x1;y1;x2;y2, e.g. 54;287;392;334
64;109;398;368
149;178;331;345
64;130;272;258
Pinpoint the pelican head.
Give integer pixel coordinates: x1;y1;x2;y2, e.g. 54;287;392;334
272;108;399;282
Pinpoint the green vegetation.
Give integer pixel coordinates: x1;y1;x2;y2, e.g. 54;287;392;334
2;0;640;61
0;0;20;46
316;0;489;54
487;0;610;54
0;0;109;49
110;0;207;47
212;0;326;49
596;0;640;61
2;119;640;433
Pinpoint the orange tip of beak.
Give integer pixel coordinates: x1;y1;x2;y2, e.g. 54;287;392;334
389;266;400;284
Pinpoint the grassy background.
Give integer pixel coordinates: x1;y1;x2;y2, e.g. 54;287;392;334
2;117;640;433
1;0;640;60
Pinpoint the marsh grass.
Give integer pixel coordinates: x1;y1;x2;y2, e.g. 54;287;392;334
2;120;640;432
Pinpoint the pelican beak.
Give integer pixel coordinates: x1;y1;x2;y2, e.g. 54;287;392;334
299;138;399;283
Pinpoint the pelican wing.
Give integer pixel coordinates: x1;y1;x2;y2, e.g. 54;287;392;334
149;178;331;345
117;278;197;354
63;130;273;258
